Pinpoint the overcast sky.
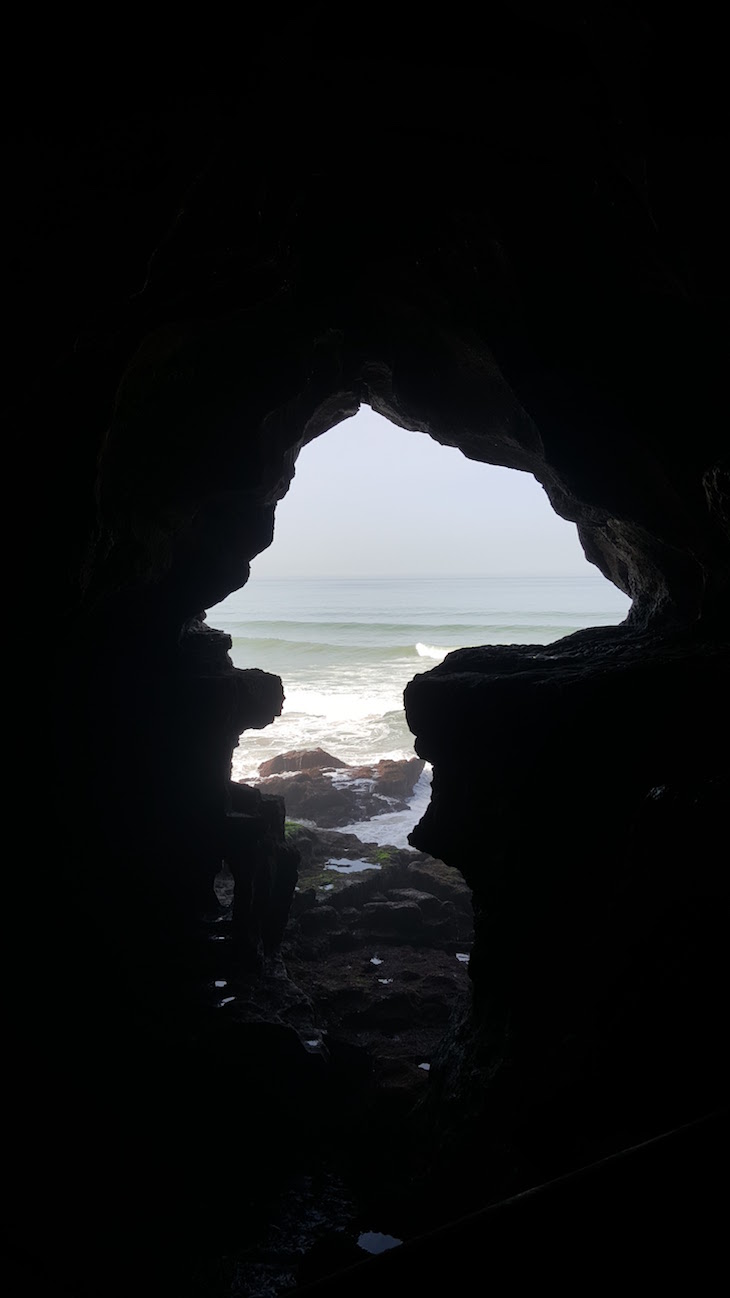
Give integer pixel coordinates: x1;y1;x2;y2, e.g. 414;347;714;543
252;406;596;578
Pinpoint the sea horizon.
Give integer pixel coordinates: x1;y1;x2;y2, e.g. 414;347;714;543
238;571;605;580
208;573;631;845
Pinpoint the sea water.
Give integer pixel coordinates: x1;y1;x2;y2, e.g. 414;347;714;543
207;574;630;843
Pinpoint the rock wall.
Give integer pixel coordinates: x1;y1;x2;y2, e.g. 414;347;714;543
11;6;729;1291
406;629;727;1174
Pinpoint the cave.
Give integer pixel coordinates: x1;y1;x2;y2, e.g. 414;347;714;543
13;7;728;1295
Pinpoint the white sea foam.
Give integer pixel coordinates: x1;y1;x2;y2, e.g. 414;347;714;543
337;766;432;849
415;642;450;661
280;685;404;721
215;576;630;801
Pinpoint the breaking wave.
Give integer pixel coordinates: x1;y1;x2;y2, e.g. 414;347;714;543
415;642;450;661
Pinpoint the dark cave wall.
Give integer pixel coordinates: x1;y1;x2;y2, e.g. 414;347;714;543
10;5;729;1287
406;633;727;1168
15;6;728;635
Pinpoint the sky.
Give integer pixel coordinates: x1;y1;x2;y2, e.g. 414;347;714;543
251;406;595;579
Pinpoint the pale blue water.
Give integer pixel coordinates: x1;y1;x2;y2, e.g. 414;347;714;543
208;576;630;818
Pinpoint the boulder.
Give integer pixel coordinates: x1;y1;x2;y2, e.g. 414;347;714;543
346;757;425;800
372;758;425;800
386;888;447;918
296;905;341;935
359;900;425;938
255;770;367;827
258;748;348;776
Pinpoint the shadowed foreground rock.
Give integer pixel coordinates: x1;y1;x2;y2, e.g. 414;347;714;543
216;821;475;1110
406;629;728;1171
14;8;729;1293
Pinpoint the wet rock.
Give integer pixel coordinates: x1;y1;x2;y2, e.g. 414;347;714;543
405;859;472;914
255;769;368;827
347;757;426;800
258;747;348;776
284;944;472;1107
297;905;341;935
359;901;425;938
255;756;425;828
386;888;449;918
283;824;473;956
284;825;472;965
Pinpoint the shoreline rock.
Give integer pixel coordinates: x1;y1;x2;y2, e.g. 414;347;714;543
259;747;348;776
250;750;426;828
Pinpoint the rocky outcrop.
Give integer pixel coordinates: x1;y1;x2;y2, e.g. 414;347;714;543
405;629;729;1172
253;755;425;828
286;824;472;952
223;782;300;972
349;758;426;801
259;747;348;776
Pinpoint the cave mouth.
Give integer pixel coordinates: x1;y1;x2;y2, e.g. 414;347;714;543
192;404;640;1282
201;403;633;1115
208;404;631;834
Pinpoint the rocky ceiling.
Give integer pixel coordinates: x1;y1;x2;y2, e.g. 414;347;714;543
13;5;729;633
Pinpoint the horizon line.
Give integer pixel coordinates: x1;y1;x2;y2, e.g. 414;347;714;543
244;571;604;581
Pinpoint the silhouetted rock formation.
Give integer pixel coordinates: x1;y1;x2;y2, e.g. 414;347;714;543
14;7;729;1293
405;630;728;1173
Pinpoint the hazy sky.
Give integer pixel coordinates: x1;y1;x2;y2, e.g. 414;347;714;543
252;407;595;578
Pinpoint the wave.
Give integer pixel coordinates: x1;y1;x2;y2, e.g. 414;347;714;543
279;687;404;720
226;619;485;633
415;642;450;661
231;636;466;661
230;627;591;654
218;614;621;634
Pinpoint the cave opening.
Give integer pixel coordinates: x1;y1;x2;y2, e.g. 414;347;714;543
208;400;630;821
190;405;640;1249
13;11;727;1291
50;321;723;1297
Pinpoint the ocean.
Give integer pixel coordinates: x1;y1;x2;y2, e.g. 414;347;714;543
208;574;631;844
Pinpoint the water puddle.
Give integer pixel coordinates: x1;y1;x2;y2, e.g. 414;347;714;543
325;859;382;874
357;1231;402;1255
